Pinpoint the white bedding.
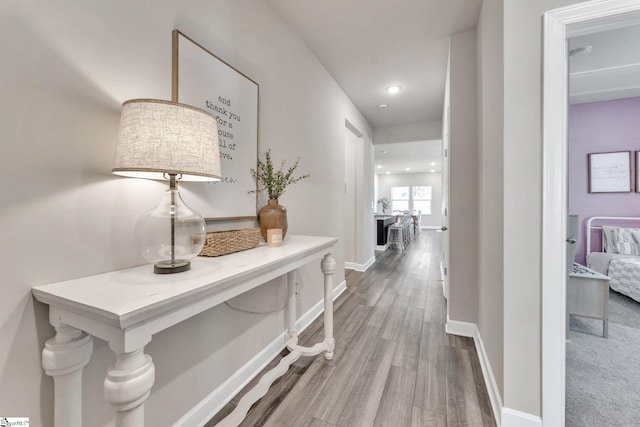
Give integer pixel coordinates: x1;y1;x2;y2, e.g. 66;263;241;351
583;221;640;303
587;252;640;303
609;257;640;302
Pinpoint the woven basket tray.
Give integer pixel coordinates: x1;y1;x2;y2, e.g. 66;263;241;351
199;228;260;257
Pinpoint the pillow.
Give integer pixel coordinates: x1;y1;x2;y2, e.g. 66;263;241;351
602;225;617;253
604;226;640;255
615;239;640;255
632;230;640;251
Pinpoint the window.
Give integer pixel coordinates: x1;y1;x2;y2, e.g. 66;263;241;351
412;186;432;215
391;186;409;211
391;185;432;214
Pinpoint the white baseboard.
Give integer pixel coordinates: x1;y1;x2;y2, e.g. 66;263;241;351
421;225;442;230
362;256;375;271
473;326;503;427
375;244;388;251
445;318;476;337
344;256;375;272
175;327;289;427
332;279;348;302
445;318;503;426
501;408;542;427
174;279;347;427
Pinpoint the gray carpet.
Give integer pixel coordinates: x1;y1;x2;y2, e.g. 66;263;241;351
566;290;640;426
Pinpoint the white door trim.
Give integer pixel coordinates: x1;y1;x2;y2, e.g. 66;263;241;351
542;1;640;425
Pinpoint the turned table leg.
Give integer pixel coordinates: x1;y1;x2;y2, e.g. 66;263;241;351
103;348;155;427
42;325;93;427
321;254;336;360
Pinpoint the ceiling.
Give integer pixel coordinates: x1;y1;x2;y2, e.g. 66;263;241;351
265;0;482;129
264;0;482;176
264;2;640;175
569;24;640;104
374;139;442;175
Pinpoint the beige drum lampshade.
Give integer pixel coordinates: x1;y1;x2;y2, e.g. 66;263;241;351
112;99;221;182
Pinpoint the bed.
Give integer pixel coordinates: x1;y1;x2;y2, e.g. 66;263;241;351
585;216;640;303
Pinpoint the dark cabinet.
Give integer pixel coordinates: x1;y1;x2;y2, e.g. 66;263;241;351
375;215;396;245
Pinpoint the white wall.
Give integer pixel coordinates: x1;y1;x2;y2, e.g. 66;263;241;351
360;128;375;267
344;124;375;269
477;0;504;399
503;1;543;414
460;0;587;421
373;120;443;144
344;129;356;263
501;0;582;418
0;1;372;425
448;29;479;324
376;172;443;228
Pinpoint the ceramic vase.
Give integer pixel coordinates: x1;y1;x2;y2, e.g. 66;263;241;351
258;199;288;241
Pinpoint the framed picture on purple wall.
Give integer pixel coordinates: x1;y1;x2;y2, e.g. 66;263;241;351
588;151;632;193
636;151;640;193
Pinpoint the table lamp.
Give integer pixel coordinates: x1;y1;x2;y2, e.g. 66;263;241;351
112;99;221;274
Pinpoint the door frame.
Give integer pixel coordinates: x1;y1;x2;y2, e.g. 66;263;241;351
542;1;640;424
441;48;451;302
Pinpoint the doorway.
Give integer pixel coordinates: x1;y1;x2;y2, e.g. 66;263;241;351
542;1;640;425
344;126;357;266
344;120;375;272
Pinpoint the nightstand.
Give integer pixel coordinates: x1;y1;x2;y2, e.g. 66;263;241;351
568;262;611;338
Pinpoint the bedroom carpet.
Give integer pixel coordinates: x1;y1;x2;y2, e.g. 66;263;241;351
566;290;640;426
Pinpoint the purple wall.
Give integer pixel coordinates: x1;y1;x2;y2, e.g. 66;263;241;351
569;96;640;264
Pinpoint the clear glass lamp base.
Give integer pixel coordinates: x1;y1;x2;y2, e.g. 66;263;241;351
136;179;206;275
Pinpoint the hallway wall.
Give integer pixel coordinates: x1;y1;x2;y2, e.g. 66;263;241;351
501;0;585;419
477;0;504;401
448;28;479;325
344;124;375;268
0;1;372;425
374;120;443;144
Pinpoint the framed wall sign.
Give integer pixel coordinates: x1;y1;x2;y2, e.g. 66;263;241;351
588;151;632;193
636;151;640;193
172;30;259;220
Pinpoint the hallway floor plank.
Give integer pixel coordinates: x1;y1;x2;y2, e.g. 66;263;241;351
207;231;496;427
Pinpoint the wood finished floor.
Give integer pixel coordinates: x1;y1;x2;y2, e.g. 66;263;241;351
207;230;495;427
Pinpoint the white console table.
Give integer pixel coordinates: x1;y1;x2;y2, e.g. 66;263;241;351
32;235;338;427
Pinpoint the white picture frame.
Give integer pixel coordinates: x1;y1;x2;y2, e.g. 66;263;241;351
636;151;640;193
588;151;632;193
172;30;259;219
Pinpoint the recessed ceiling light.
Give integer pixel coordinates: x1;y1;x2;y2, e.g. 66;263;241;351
430;169;435;173
378;104;388;110
386;85;401;94
405;167;410;171
377;165;382;169
430;162;436;166
386;171;390;175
